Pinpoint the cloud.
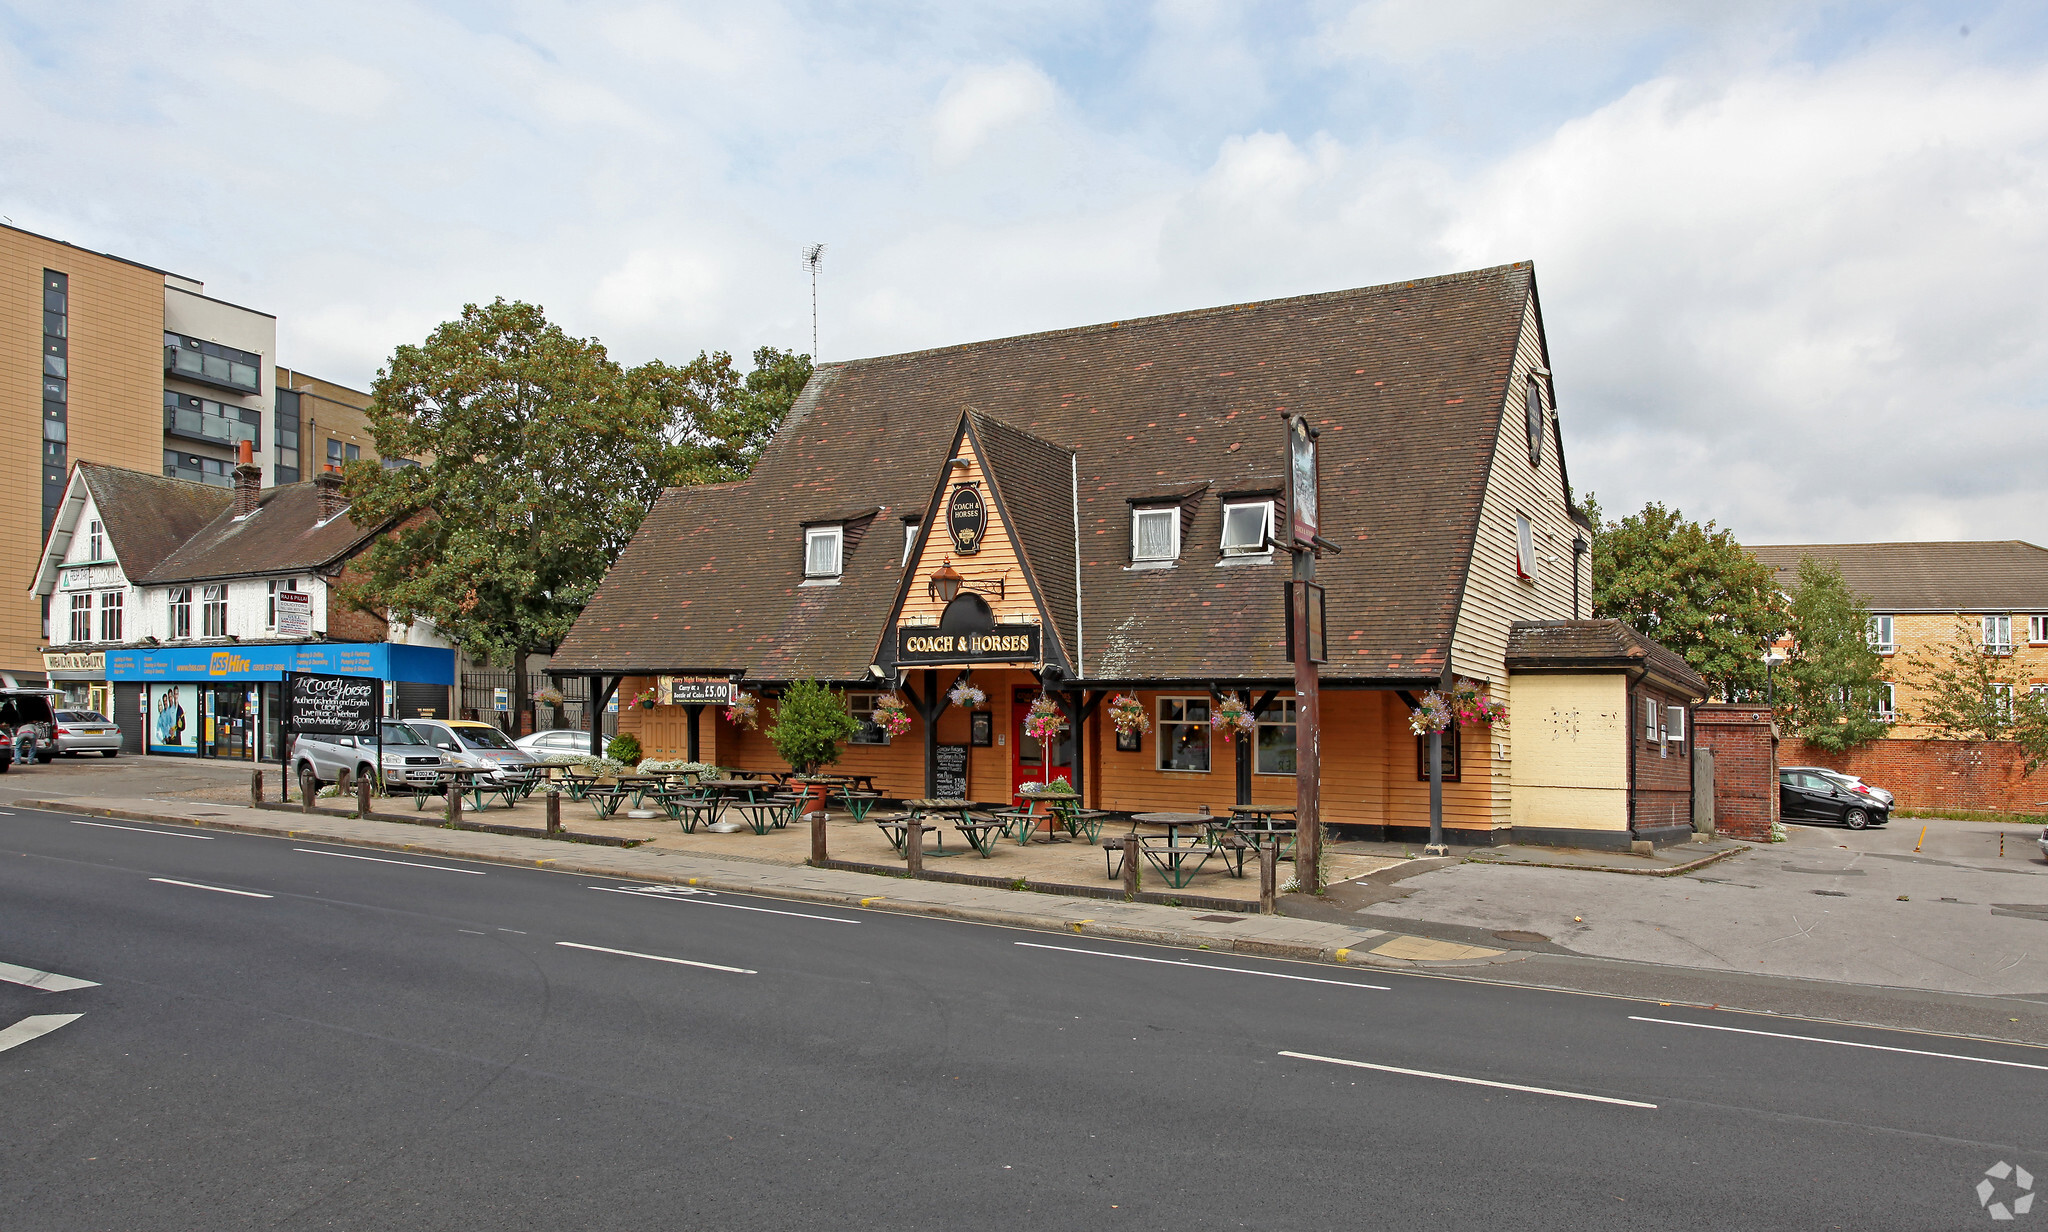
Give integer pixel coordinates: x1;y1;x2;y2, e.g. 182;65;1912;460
930;63;1060;164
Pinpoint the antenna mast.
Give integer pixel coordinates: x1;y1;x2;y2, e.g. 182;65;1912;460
802;243;826;360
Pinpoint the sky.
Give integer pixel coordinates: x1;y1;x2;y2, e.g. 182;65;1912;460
4;0;2046;548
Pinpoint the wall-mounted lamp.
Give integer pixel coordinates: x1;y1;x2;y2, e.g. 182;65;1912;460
928;561;964;603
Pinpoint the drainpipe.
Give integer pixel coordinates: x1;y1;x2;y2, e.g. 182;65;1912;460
1572;535;1588;618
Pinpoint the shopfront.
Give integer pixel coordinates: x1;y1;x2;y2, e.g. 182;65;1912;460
107;643;455;762
42;651;109;716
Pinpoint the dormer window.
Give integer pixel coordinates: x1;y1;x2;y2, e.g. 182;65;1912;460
1132;507;1179;562
1220;500;1274;556
805;525;844;578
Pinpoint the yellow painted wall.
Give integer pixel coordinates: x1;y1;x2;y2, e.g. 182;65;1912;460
1509;673;1629;831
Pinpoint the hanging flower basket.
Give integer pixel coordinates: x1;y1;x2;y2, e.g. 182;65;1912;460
1408;690;1453;736
1024;695;1066;743
873;693;913;739
532;686;566;708
1107;693;1151;737
1210;696;1256;743
1453;682;1508;728
629;686;659;710
948;682;987;709
725;692;760;729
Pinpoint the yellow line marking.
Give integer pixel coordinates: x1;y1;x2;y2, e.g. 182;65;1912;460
1334;947;1352;961
860;896;886;906
536;859;555;867
1070;919;1093;932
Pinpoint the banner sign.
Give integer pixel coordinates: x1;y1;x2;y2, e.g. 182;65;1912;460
896;623;1040;666
285;672;382;737
43;651;105;674
667;677;734;705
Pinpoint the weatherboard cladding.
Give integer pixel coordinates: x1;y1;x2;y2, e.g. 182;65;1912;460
553;263;1537;683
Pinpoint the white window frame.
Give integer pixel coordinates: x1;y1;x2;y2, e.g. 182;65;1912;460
1984;614;2013;655
1874;682;1897;719
1993;682;2014;720
1641;695;1659;741
803;525;843;579
168;587;192;640
202;584;228;638
1131;507;1179;563
266;578;299;630
2031;615;2048;646
1868;614;1894;655
847;692;890;745
902;520;919;567
1157;696;1211;772
1665;705;1686;749
68;592;92;643
1515;514;1537;582
1219;500;1274;557
1254;698;1297;775
98;590;123;643
87;519;103;561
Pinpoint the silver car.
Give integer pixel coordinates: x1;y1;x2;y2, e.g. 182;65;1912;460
54;709;122;757
405;719;541;783
290;721;451;791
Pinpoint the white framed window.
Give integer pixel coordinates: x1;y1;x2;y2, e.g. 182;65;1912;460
1219;500;1274;556
168;587;192;640
1641;695;1659;741
202;584;228;637
1874;682;1897;718
1868;614;1895;655
848;692;890;745
1983;614;2013;655
266;578;299;629
804;525;843;578
1515;514;1537;582
1131;507;1179;562
902;519;919;567
2031;615;2048;646
1666;706;1686;749
1255;698;1297;775
1993;682;2014;720
87;519;103;560
98;591;123;642
68;593;92;642
1157;697;1210;771
1525;377;1545;466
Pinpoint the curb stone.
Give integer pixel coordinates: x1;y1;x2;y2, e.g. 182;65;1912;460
16;798;1527;971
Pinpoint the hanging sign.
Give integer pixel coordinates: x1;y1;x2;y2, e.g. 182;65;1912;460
668;677;734;705
1288;415;1320;545
1284;581;1328;664
284;672;382;737
947;485;986;554
896;623;1040;666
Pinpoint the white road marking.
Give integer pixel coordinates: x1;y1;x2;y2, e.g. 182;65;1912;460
148;877;272;899
1014;942;1390;990
0;961;98;992
591;886;859;923
0;1014;83;1054
0;809;16;815
294;848;486;874
555;941;755;975
1281;1051;1658;1109
71;819;212;839
1630;1015;2048;1072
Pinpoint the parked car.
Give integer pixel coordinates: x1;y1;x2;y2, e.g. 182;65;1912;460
405;718;541;782
1781;765;1893;808
53;709;121;757
515;729;598;757
1778;767;1890;829
290;720;452;791
0;689;58;764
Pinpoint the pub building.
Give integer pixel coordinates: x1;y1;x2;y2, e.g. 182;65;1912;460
556;263;1707;848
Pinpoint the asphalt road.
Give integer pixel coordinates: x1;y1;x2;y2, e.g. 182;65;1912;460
5;803;2048;1230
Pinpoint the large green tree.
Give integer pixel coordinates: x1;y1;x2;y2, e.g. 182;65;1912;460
1902;617;2048;768
1781;555;1892;750
627;346;812;482
1584;497;1789;701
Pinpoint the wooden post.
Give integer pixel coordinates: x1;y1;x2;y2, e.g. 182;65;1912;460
905;818;924;878
355;774;372;818
810;811;828;866
1292;573;1323;895
1259;842;1278;914
447;778;463;825
250;769;263;805
300;770;317;813
685;704;703;762
1427;728;1446;855
545;789;561;836
1122;832;1140;897
336;766;352;797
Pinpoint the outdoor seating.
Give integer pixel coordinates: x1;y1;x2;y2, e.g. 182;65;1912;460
727;798;788;835
1140;839;1212;888
839;789;883;823
953;814;1008;857
585;785;633;819
876;816;947;855
667;797;721;833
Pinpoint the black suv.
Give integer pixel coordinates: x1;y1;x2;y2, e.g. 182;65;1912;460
1778;767;1889;829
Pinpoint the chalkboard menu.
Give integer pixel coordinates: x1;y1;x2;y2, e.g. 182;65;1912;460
285;672;383;737
934;743;970;800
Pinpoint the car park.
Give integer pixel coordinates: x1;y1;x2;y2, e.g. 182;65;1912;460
1781;764;1893;808
514;729;597;757
290;720;451;791
405;718;541;782
52;709;121;757
1778;767;1890;829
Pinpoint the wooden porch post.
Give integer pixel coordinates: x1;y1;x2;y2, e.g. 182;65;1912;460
684;703;704;762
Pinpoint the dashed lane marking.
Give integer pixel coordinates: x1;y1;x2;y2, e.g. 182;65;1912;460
590;886;859;923
1630;1015;2048;1072
0;961;98;992
148;877;272;899
1014;942;1390;990
293;848;486;874
70;819;212;839
1280;1051;1658;1109
0;1014;83;1054
555;941;756;975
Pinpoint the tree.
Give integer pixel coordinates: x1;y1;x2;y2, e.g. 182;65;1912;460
1781;556;1892;750
626;346;812;483
765;680;858;776
1902;617;2048;768
343;299;697;734
1586;498;1788;701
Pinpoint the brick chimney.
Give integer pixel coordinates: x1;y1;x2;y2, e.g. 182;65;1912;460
232;439;262;517
315;467;346;521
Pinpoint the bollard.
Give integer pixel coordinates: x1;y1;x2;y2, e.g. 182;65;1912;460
356;774;372;818
250;769;264;805
1259;843;1277;914
336;767;352;798
446;778;463;826
810;811;828;866
905;818;924;878
1122;833;1141;898
300;771;317;814
545;789;561;836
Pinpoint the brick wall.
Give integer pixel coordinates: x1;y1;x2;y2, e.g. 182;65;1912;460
1695;703;1778;841
1779;736;2048;814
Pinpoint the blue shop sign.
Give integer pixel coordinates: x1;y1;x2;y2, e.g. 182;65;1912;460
107;642;454;686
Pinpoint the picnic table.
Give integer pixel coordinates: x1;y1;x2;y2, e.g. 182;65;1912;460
613;774;667;808
952;815;1008;857
876;815;951;855
1128;812;1218;888
702;779;782;832
839;789;884;823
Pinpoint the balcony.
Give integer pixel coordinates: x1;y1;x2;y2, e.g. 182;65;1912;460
164;333;261;396
164;393;259;449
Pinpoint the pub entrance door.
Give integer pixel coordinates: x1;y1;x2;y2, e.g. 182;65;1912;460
1010;685;1073;801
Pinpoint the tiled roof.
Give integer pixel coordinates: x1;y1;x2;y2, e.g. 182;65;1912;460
1506;619;1710;698
970;411;1079;667
141;481;385;585
1747;542;2048;612
556;263;1539;683
77;463;233;578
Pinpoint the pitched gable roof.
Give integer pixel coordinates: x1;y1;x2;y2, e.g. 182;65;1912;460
141;481;387;585
556;263;1540;683
79;463;233;578
1507;619;1710;699
1747;542;2048;612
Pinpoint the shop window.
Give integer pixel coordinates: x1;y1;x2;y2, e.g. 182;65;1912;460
1158;697;1210;771
804;525;843;578
1414;726;1461;781
1132;507;1178;562
68;593;92;643
98;591;123;643
1515;514;1536;582
1220;500;1274;557
1868;614;1894;654
848;692;889;745
202;585;228;637
1255;698;1297;774
169;587;192;639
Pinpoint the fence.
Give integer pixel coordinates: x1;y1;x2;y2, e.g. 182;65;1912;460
457;672;616;740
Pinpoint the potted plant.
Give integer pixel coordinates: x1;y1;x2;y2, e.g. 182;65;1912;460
765;679;859;807
630;685;659;710
1453;681;1508;727
1107;693;1151;737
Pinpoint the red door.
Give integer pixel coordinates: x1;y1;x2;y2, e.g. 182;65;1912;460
1011;686;1073;801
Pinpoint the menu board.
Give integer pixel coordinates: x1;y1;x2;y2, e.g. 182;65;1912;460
286;672;382;737
934;743;970;800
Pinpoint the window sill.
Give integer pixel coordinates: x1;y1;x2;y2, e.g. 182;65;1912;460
1125;560;1176;571
1155;766;1212;774
1215;553;1275;567
799;577;841;587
